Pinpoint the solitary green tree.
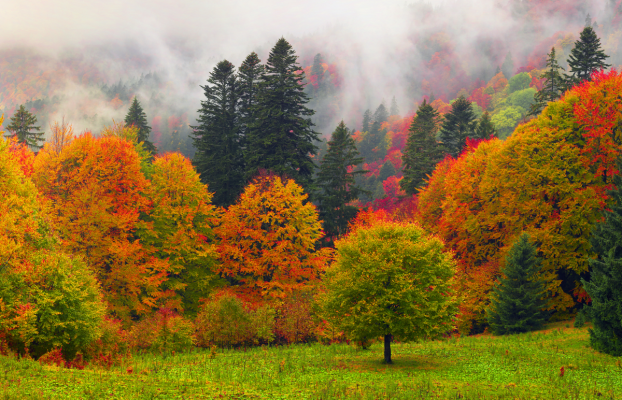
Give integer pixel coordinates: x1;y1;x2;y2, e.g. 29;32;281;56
438;96;477;158
566;26;610;85
245;38;319;193
192;60;244;207
400;99;442;195
321;220;457;364
473;111;497;140
581;158;622;356
125;97;157;156
486;233;549;335
529;47;566;117
315;121;366;242
5;105;45;150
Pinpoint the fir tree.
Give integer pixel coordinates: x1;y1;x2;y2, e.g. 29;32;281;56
486;233;549;335
581;158;622;356
315;121;367;242
359;103;389;162
5;105;44;150
566;26;610;85
473;111;497;140
400;99;441;195
438;96;477;158
390;96;400;116
502;52;515;79
191;60;244;207
238;52;264;139
245;37;319;192
529;48;566;117
125;97;157;156
361;109;371;133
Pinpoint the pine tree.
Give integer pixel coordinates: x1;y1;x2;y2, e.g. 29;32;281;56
486;233;549;335
566;26;610;85
125;97;157;156
361;109;371;133
529;48;566;117
315;121;367;242
438;96;477;158
473;111;497;139
245;38;319;193
502;52;515;79
359;103;389;162
400;99;441;195
5;105;44;150
191;60;244;207
238;52;264;139
390;96;400;116
581;158;622;356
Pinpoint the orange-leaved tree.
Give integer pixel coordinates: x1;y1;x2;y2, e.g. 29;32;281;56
216;170;332;304
32;132;170;320
139;152;221;314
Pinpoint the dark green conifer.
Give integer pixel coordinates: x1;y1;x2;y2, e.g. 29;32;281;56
5;105;44;150
315;121;367;242
438;96;477;158
400;99;441;195
245;37;319;192
566;26;610;85
125;97;157;156
486;233;549;335
581;158;622;356
191;60;244;207
361;109;371;133
529;48;566;117
359;103;389;162
473;111;497;140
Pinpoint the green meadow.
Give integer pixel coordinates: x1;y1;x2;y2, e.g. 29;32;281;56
1;321;620;400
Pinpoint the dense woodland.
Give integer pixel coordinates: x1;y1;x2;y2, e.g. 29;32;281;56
2;0;622;368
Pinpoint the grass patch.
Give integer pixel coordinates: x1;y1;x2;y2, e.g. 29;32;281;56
1;321;621;399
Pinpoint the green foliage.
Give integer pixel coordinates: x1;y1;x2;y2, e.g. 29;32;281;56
509;88;537;111
321;220;457;363
238;52;264;137
124;97;157;156
438;95;477;157
401;99;442;194
194;294;275;348
129;309;195;354
4;105;44;150
390;96;400;116
490;106;523;139
582;158;622;356
245;37;319;193
473;111;497;139
567;26;610;85
315;121;366;241
0;250;105;359
501;52;514;80
487;233;549;335
192;60;245;207
508;72;531;94
358;103;389;162
529;48;566;117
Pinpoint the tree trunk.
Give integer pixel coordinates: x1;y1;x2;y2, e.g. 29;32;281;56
384;334;392;364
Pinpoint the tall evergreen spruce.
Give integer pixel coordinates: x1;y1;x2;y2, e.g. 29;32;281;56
566;26;610;85
238;52;264;137
486;233;548;335
438;96;477;158
390;96;400;116
5;105;44;150
316;121;367;242
125;97;157;156
529;47;566;117
245;38;319;192
191;60;244;207
359;103;389;162
581;158;622;356
473;111;497;139
361;109;372;133
400;99;441;195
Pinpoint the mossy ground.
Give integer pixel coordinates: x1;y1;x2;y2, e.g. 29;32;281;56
1;321;620;399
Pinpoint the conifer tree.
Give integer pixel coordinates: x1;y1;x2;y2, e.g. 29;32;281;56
245;38;319;192
191;60;244;207
315;121;367;242
566;26;610;85
529;48;566;117
361;109;371;133
473;111;497;139
400;99;441;195
486;233;549;335
438;96;477;158
238;52;264;138
502;52;515;79
359;103;389;162
5;105;44;150
390;96;400;116
581;158;622;356
125;97;157;156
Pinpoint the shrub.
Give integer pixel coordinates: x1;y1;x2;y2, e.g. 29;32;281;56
275;292;317;344
129;308;194;354
195;293;275;348
85;316;131;368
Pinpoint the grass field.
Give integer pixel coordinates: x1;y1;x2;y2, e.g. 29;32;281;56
1;321;621;399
